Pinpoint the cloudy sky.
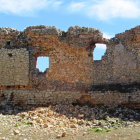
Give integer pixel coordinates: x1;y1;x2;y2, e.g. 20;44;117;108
0;0;140;71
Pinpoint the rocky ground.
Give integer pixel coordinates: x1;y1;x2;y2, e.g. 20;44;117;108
0;104;140;140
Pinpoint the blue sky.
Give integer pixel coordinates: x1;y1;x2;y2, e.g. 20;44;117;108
0;0;140;71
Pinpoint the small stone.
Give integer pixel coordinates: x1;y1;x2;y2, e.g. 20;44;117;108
103;126;108;129
8;110;12;115
48;124;53;128
86;121;91;126
78;120;84;125
98;121;102;126
130;119;134;122
70;124;77;128
43;124;48;128
78;114;84;118
13;130;20;135
56;135;61;139
124;118;128;121
83;132;86;136
62;132;66;137
70;118;77;124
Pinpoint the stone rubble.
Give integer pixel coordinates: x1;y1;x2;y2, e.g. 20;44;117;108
0;104;140;139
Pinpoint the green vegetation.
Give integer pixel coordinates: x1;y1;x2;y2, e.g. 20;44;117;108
15;123;20;127
87;126;111;133
87;126;99;132
20;115;24;119
22;121;30;126
95;128;111;133
1;117;8;120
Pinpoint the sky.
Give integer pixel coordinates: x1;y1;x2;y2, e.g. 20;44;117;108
0;0;140;71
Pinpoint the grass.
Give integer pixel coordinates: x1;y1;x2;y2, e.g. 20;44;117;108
1;116;8;120
87;127;98;132
20;115;24;119
22;121;30;126
15;123;20;127
87;118;125;133
100;119;106;122
111;120;125;127
87;126;111;133
95;128;111;133
15;121;30;127
119;120;124;123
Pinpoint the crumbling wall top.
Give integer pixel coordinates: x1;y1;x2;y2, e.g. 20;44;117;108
24;25;63;35
24;25;104;36
0;25;109;48
0;27;20;36
115;25;140;39
67;26;102;35
24;25;107;43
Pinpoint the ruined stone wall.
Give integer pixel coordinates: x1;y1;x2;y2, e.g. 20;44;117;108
0;25;140;108
91;26;140;85
0;26;106;91
24;28;94;90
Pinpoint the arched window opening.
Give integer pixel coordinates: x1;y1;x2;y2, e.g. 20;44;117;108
93;44;107;60
37;57;49;72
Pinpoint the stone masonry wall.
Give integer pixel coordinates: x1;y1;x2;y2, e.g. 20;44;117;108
91;26;140;85
0;48;29;87
1;89;140;109
0;25;140;108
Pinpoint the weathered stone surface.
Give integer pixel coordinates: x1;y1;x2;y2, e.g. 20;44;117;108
0;48;29;86
0;25;140;107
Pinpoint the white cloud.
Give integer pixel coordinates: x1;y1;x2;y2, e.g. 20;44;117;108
89;0;140;20
68;0;140;20
53;1;63;6
1;0;139;20
0;0;63;16
69;2;86;12
51;1;63;9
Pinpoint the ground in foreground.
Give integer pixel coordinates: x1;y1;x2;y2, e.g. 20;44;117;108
0;104;140;140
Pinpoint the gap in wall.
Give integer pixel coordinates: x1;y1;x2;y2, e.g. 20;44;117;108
93;44;107;60
37;56;49;72
6;41;10;45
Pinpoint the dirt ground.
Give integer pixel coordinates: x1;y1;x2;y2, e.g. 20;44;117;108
0;105;140;140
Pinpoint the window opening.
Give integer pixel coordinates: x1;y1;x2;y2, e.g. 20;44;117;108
37;57;49;72
6;41;10;45
93;43;107;60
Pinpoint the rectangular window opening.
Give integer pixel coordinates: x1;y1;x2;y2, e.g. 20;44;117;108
93;43;107;60
36;56;49;72
6;41;10;46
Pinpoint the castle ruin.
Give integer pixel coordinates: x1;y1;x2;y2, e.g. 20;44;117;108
0;25;140;108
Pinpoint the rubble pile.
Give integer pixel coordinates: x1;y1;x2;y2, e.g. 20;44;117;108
0;104;140;139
